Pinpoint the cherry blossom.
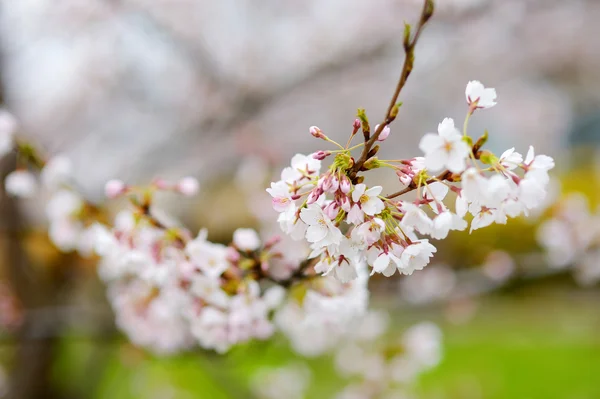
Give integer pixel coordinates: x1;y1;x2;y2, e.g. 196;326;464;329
465;80;497;109
176;176;200;196
351;184;384;216
40;155;72;190
186;230;230;278
419;118;470;173
233;228;261;251
4;170;37;198
498;147;523;171
266;181;295;212
104;179;127;198
398;240;437;275
300;204;343;247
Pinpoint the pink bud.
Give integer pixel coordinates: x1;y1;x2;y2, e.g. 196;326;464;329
353;118;361;130
325;202;339;219
177;177;200;196
264;235;281;249
340;195;351;212
178;261;197;280
153;178;170;190
321;175;333;192
340;175;351;194
375;124;391;141
329;176;339;193
313;150;331;160
105;179;126;199
307;188;323;204
226;246;241;263
309;126;325;139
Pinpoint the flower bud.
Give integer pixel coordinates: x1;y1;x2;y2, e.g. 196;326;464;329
375;124;391;141
363;157;382;170
313;150;331;160
309;126;325;139
340;175;351;194
325;202;339;219
353;118;361;131
177;176;200;196
104;179;127;199
263;235;281;249
225;246;241;263
5;170;37;198
321;174;333;192
233;228;261;251
307;187;323;204
340;195;351;212
153;178;170;190
329;176;339;193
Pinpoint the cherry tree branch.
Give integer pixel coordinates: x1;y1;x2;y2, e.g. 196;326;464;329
348;0;435;182
385;170;452;199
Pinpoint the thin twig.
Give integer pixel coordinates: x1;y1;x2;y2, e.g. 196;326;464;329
349;0;435;182
385;170;450;200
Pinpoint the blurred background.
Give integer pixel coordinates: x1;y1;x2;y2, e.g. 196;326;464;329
1;0;600;398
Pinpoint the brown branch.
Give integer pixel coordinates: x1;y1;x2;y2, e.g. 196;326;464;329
349;0;435;182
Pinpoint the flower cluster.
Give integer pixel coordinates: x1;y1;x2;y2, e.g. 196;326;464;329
334;314;443;399
275;271;369;356
92;183;291;353
537;192;600;285
86;176;370;354
251;363;312;399
268;82;554;283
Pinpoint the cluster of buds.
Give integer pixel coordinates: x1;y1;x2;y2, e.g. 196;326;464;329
267;81;554;283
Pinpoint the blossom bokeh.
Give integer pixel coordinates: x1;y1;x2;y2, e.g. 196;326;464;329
0;0;599;398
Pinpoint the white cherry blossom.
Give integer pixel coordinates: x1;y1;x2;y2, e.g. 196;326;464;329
4;170;37;198
40;155;72;190
352;218;385;246
300;204;343;247
430;211;467;239
419;118;470;173
397;240;437;275
186;230;230;278
460;168;488;204
524;146;555;184
498;147;522;171
266;181;295;213
233;228;261;251
469;204;507;232
400;202;432;235
351;184;384;216
367;246;402;277
465;80;497;109
176;176;200;196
